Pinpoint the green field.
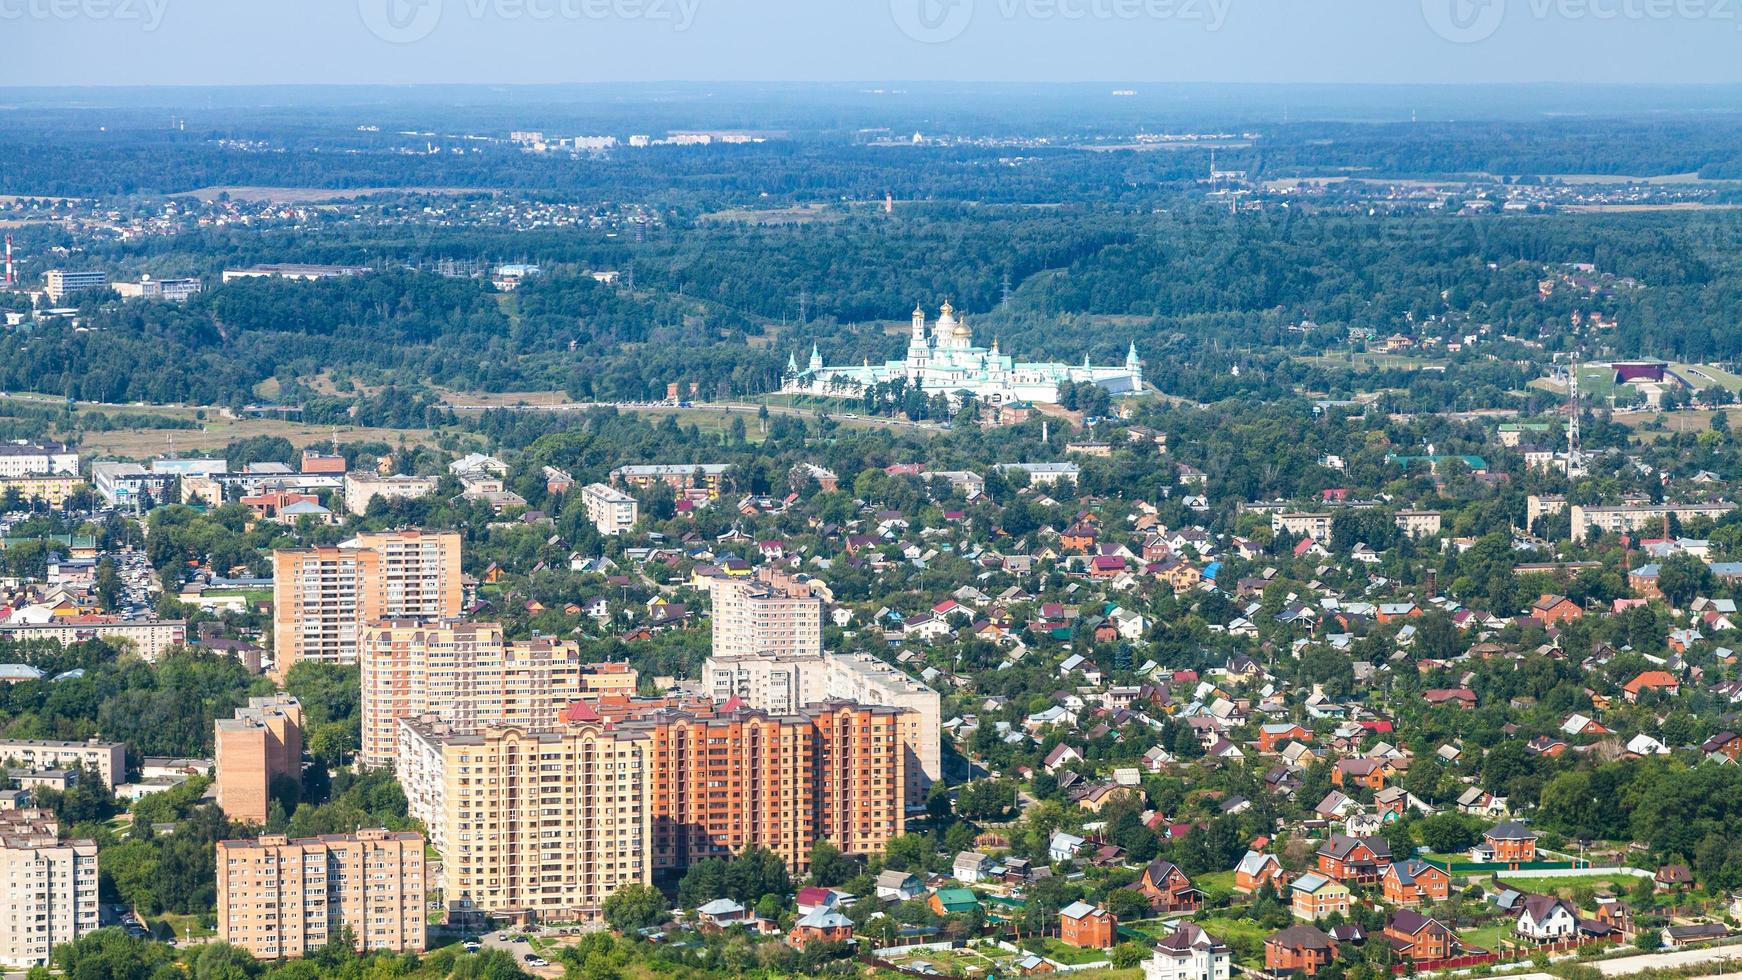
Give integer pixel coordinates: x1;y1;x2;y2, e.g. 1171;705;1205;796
1459;923;1518;953
1533;362;1742;402
1497;873;1636;896
1030;936;1111;965
151;912;215;939
1197;870;1238;901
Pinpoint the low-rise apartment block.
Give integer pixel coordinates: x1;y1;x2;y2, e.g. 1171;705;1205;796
0;441;78;478
581;482;639;535
1394;510;1443;538
0;618;186;662
342;473;440;515
1569;501;1737;543
0;738;125;790
0;809;100;968
1272;512;1334;541
214;696;304;824
609;463;732;499
0;474;84;508
216;829;426;959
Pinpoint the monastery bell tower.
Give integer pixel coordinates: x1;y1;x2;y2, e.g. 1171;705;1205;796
907;301;931;374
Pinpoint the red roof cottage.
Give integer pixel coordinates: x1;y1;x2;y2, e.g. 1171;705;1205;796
1623;670;1680;702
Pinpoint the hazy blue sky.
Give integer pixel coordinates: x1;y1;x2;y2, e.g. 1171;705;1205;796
8;0;1742;86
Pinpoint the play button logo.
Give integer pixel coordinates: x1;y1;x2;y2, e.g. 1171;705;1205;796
360;0;444;44
892;0;974;44
1421;0;1505;43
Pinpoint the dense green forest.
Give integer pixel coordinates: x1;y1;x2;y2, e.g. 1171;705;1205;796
10;201;1742;411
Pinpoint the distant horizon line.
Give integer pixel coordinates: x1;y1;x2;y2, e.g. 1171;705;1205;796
8;80;1742;91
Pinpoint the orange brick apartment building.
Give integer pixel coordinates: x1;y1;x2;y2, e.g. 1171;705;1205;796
214;695;304;824
635;701;908;875
216;829;426;959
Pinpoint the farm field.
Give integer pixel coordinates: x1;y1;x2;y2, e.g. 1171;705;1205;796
0;392;445;457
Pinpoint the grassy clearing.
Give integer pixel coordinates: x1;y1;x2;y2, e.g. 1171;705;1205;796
1030;937;1111;965
1616;407;1737;439
1459;923;1517;953
1497;874;1632;896
80;417;444;457
153;912;215;939
1197;870;1238;900
0;391;446;457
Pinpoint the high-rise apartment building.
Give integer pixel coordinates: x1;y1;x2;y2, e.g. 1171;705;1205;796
823;652;942;802
216;829;426;960
0;810;99;968
708;569;825;662
701;652;827;715
399;720;650;921
359;620;633;768
214;696;304;824
272;530;461;671
635;701;906;875
699;649;941;800
399;701;906;919
580;482;639;535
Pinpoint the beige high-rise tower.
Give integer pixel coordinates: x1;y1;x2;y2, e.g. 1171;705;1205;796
359;620;629;767
407;721;651;922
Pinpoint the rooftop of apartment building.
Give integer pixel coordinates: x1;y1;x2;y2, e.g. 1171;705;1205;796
218;827;422;850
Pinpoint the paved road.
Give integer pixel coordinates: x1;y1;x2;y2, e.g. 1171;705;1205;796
1596;944;1742;976
1463;942;1742;980
443;397;943;431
